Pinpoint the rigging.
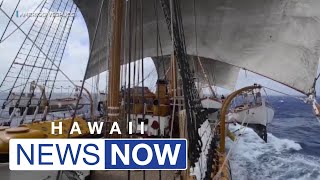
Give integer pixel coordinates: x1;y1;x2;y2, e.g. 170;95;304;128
160;0;208;167
0;0;21;42
0;0;46;44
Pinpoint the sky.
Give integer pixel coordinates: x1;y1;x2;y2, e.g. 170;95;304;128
0;0;89;92
0;0;319;97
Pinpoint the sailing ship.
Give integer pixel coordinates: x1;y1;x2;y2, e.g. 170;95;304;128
1;0;320;180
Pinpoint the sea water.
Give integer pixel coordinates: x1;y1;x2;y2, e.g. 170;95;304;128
227;96;320;180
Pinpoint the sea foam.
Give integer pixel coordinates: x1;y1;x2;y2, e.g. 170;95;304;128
226;124;320;180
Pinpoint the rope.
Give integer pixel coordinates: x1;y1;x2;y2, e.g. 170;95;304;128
153;7;165;179
196;56;216;97
21;0;75;123
139;2;147;180
67;0;105;144
192;0;211;171
170;55;177;138
262;86;305;101
10;0;63;123
123;0;128;89
0;6;77;87
168;0;175;138
315;72;320;81
131;0;138;110
0;0;46;43
125;0;133;138
140;1;145;97
122;1;129;139
57;0;105;178
0;0;21;42
153;0;165;79
193;0;198;56
262;87;274;110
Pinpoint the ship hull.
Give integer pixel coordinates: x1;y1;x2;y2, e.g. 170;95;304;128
228;101;274;142
228;104;274;126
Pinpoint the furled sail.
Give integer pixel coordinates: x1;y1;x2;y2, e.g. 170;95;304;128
75;0;320;95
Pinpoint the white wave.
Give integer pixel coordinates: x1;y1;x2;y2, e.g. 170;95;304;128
226;124;320;180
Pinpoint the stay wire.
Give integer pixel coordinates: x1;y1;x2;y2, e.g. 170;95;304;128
316;72;320;81
0;1;48;113
8;0;59;122
139;0;146;180
123;1;131;178
153;0;165;79
153;1;163;178
126;0;133;142
65;0;106;136
0;0;46;43
0;0;21;42
0;6;77;87
22;0;73;123
193;0;198;55
262;86;305;101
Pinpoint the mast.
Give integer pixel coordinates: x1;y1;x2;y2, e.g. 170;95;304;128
107;0;124;135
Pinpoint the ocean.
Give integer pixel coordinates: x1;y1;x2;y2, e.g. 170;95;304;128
227;96;320;180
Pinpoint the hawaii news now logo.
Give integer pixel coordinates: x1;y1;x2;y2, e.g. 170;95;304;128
9;139;187;170
16;10;75;18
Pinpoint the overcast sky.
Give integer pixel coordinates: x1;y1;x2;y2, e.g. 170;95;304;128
0;0;319;97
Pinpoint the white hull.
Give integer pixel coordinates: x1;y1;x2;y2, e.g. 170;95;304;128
228;101;274;126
